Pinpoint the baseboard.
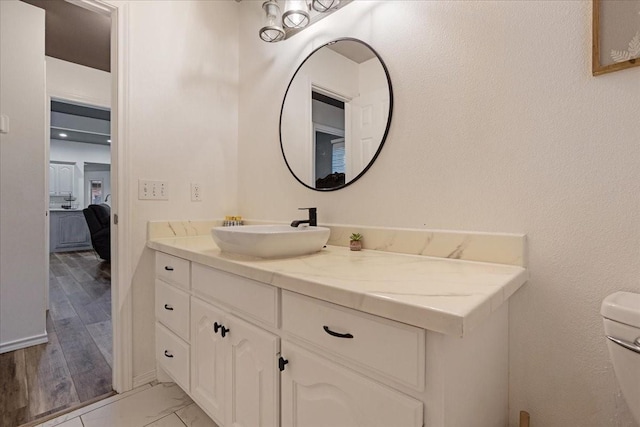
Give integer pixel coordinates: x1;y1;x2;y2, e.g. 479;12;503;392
0;332;48;354
132;369;156;388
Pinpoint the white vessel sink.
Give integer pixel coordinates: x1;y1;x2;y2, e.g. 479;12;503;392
211;225;330;258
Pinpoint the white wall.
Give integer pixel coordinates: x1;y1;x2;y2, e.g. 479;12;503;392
46;56;111;108
0;0;47;352
50;139;111;207
120;0;239;381
238;2;640;426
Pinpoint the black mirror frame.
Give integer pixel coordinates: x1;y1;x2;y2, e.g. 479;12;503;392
279;37;394;192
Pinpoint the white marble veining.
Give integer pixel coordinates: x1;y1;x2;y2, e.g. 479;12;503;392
176;403;220;427
325;224;527;267
148;220;222;240
148;234;528;336
36;384;153;427
80;383;192;427
35;384;218;427
148;220;526;266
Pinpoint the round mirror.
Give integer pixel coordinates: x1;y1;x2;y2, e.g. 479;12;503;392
280;38;393;191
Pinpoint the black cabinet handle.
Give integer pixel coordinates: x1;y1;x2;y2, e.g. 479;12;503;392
164;304;174;311
278;356;289;372
164;266;174;271
323;325;354;339
164;350;174;358
213;322;230;337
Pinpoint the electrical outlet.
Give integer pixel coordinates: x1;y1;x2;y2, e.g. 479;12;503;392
191;183;202;202
138;180;169;200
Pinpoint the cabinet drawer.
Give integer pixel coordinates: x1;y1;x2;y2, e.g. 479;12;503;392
156;252;190;290
192;263;277;327
156;280;190;341
282;291;425;391
156;323;190;392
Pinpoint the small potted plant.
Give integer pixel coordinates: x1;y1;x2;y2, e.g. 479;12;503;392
349;233;363;251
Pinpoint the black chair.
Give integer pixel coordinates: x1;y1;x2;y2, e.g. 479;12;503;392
83;204;111;261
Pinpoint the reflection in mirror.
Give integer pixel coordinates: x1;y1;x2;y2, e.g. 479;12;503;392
280;38;393;191
90;180;103;204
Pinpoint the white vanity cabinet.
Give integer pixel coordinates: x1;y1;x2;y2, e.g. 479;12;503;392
153;248;511;427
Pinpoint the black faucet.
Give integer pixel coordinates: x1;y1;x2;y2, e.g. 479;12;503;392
291;207;317;227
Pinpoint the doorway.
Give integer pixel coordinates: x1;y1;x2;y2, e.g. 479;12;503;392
47;98;114;410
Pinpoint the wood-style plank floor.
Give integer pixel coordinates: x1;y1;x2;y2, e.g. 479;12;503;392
0;251;112;427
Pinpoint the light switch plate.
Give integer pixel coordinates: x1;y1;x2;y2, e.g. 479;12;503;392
138;180;168;200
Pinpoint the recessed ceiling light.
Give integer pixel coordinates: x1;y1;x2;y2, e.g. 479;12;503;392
59;133;67;138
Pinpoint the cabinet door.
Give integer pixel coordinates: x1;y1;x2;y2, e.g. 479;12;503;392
49;164;57;195
57;164;74;195
190;298;226;426
281;342;423;427
226;315;279;427
56;213;90;249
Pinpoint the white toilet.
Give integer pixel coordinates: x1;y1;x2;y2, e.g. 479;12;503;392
601;291;640;424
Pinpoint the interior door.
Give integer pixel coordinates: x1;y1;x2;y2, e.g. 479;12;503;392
0;0;47;352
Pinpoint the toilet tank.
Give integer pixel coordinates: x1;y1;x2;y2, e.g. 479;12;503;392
601;291;640;327
601;291;640;424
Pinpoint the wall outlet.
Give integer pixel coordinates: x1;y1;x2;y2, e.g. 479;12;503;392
191;183;202;202
138;180;169;200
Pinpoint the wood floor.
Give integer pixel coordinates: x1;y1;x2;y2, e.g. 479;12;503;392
0;251;113;427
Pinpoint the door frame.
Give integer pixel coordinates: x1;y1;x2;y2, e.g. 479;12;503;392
64;0;133;393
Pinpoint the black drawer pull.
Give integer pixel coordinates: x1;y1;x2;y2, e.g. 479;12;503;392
164;350;174;358
323;325;354;339
164;266;174;271
164;304;174;311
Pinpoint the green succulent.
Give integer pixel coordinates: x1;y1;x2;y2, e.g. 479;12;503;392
349;233;362;241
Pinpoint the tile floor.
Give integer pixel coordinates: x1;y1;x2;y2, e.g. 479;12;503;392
33;382;219;427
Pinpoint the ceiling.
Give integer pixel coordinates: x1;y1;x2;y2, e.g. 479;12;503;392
21;0;111;72
327;40;376;64
51;101;111;146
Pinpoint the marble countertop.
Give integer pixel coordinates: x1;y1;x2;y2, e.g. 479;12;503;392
148;235;527;337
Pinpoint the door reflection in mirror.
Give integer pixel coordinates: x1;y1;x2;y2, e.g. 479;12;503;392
90;180;103;204
280;38;393;191
312;91;346;188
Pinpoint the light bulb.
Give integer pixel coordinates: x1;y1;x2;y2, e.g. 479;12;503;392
259;0;285;42
311;0;339;13
282;0;309;29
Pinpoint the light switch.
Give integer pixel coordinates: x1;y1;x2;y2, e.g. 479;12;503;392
138;180;169;200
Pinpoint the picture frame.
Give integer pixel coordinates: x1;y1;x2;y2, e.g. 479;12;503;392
592;0;640;76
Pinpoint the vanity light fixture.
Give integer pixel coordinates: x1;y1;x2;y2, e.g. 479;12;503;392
259;0;285;43
311;0;340;13
282;0;310;29
259;0;351;43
